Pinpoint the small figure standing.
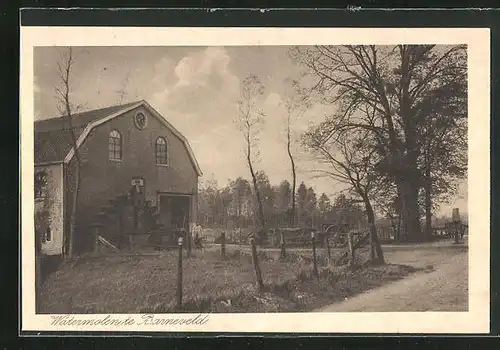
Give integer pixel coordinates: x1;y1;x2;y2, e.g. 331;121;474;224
194;233;203;249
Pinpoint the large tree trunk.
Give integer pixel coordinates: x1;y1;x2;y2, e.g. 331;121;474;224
61;47;81;258
65;115;81;258
362;195;385;264
398;179;422;242
68;163;80;257
397;45;423;243
424;166;433;240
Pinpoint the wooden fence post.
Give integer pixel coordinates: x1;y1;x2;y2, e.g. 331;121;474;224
176;236;184;309
311;232;319;278
348;232;355;267
187;230;192;258
250;238;264;291
220;232;226;259
324;233;331;262
129;234;134;252
279;230;286;259
93;225;100;253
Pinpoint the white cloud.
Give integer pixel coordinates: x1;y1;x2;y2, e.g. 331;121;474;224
149;47;241;117
171;47;239;92
174;56;205;87
264;92;282;107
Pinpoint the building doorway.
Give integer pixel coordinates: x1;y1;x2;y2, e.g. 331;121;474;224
158;194;191;236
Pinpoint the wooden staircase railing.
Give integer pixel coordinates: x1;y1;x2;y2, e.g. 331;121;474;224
95;235;119;252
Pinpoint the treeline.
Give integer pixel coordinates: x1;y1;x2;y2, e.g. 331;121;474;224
197;172;366;231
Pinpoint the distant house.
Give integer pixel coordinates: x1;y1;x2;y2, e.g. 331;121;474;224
34;100;202;256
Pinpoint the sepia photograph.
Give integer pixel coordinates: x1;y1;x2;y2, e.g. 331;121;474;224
21;27;490;333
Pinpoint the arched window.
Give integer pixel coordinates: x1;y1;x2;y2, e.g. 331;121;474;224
155;137;168;165
108;130;122;160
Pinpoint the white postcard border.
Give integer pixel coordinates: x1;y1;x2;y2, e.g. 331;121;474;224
20;26;491;334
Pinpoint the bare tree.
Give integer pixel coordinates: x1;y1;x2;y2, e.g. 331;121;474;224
303;106;385;264
290;44;467;242
55;47;83;258
281;79;306;227
285;100;297;228
235;74;266;232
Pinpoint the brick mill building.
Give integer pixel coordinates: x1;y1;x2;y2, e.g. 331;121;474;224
34;100;202;256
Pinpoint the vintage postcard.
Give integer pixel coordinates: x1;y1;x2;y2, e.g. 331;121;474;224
20;26;490;334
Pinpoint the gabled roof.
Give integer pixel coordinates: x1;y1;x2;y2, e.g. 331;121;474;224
34;101;140;165
34;100;203;176
34;101;140;134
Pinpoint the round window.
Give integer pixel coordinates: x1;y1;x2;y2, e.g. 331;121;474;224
134;112;148;130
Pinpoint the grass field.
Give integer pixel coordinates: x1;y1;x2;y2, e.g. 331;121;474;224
39;246;419;314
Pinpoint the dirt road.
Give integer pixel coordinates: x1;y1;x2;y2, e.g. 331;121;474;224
316;243;468;312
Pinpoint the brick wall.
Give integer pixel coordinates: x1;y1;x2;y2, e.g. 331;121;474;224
65;106;199;251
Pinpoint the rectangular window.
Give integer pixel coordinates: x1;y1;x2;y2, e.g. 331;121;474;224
34;170;48;199
109;142;121;160
44;226;52;242
156;147;167;164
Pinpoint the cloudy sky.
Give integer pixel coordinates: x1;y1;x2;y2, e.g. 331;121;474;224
33;46;467;216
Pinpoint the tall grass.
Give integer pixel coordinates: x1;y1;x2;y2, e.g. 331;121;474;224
39;247;419;314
